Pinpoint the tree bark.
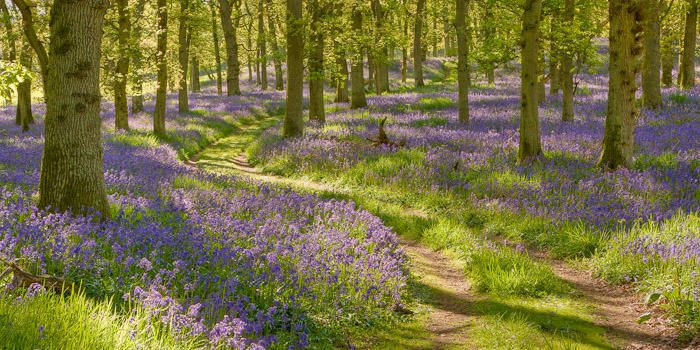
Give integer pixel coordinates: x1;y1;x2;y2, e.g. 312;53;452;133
115;0;130;131
537;40;546;103
258;0;267;91
598;0;642;170
283;0;303;137
266;0;284;91
367;51;375;91
38;0;111;217
372;0;390;94
561;0;574;121
130;0;147;114
154;0;167;136
661;36;674;87
456;0;470;123
178;0;190;113
518;0;543;163
642;0;662;109
680;0;696;89
211;2;223;94
309;1;325;123
191;50;201;92
350;10;367;109
17;43;34;132
335;45;350;103
220;0;241;96
549;16;560;96
414;0;426;87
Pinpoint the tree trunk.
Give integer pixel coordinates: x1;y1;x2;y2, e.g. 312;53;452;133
220;0;241;96
444;5;451;57
680;0;696;89
335;48;350;103
130;0;147;113
402;17;408;83
266;0;284;91
661;36;674;87
414;0;426;87
309;1;325;123
178;0;190;113
484;1;495;85
598;0;642;170
115;0;130;131
154;0;167;136
211;3;223;94
367;51;375;91
38;0;110;217
561;0;574;121
17;43;34;132
350;10;367;109
549;15;560;96
191;51;201;92
456;0;470;123
258;1;267;91
518;0;543;163
372;0;390;94
283;0;303;137
537;41;546;103
642;0;662;109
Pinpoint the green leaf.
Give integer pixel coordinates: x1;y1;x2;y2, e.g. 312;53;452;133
645;292;662;305
636;313;652;324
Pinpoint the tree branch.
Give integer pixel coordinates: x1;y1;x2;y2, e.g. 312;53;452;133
10;0;48;81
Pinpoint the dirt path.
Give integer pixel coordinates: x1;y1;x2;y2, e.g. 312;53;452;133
188;119;685;350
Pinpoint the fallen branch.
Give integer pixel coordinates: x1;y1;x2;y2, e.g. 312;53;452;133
366;117;406;147
0;260;73;295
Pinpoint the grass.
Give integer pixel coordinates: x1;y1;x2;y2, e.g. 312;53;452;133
0;287;200;350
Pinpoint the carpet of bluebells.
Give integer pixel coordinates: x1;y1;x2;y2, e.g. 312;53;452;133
0;86;408;348
250;63;700;331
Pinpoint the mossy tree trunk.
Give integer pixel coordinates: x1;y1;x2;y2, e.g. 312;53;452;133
561;0;574;122
642;0;662;109
115;0;130;131
220;0;242;96
191;50;201;93
456;0;470;123
661;36;674;87
17;43;34;132
178;0;190;113
308;0;325;123
680;0;696;89
598;0;644;170
258;0;267;91
37;0;111;217
283;0;304;137
518;0;543;163
154;0;167;136
130;0;147;114
414;0;426;87
350;9;367;109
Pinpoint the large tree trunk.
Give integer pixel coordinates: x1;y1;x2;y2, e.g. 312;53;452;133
350;10;367;109
372;0;390;94
518;0;543;163
414;0;426;87
211;3;223;94
308;1;325;123
154;0;167;136
680;0;696;89
220;0;241;96
283;0;303;137
258;1;267;91
178;0;190;113
561;0;574;121
661;36;674;87
266;0;284;91
115;0;130;131
130;0;147;114
598;0;642;170
456;0;470;123
38;0;110;217
642;0;662;108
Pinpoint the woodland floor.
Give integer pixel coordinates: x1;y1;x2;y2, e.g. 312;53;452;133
184;115;685;350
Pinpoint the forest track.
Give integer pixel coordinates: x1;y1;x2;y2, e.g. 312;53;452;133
187;118;685;350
